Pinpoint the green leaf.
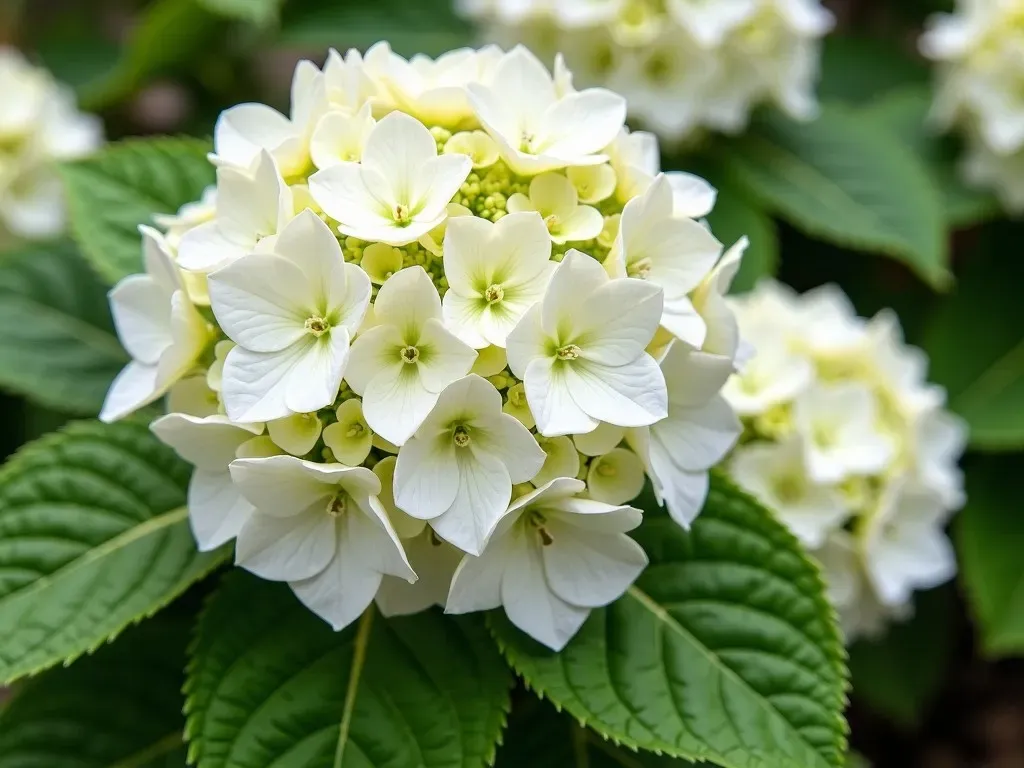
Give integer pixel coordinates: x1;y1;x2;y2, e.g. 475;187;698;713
956;456;1024;656
859;87;1000;227
489;474;849;768
200;0;281;25
721;105;950;290
0;419;227;684
77;0;223;110
280;0;472;56
702;174;779;293
0;612;192;767
186;571;513;768
920;244;1024;450
496;696;696;768
848;586;955;727
0;241;126;415
60;137;214;285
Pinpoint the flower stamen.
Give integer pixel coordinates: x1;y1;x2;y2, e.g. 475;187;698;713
400;345;420;364
556;344;581;361
484;284;504;304
305;316;330;336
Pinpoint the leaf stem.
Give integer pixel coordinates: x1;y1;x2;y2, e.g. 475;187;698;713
334;606;375;768
571;721;590;768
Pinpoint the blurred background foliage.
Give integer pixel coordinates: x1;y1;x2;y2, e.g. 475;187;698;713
0;0;1022;766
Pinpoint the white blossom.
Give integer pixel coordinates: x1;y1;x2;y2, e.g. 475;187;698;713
506;172;604;244
394;374;545;554
345;266;477;445
151;413;263;550
230;455;415;631
210;210;371;422
441;211;554;348
446;477;647;650
466;45;627;175
211;59;326;176
101;227;210;422
610;174;723;347
0;47;102;239
309;111;473;245
506;249;667;436
177;151;293;273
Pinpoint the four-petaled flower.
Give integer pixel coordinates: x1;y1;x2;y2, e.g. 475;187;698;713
210;210;371;422
441;211;555;349
345;266;477;445
394;374;546;555
506;249;667;436
309;111;473;245
447;477;648;651
230;454;416;631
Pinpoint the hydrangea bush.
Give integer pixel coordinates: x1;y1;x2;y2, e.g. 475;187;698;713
101;43;747;651
458;0;834;142
724;281;966;640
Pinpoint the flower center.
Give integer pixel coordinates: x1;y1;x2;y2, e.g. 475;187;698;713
400;345;420;364
484;284;504;304
627;257;652;279
508;383;527;408
346;422;365;439
556;344;581;361
543;213;561;232
527;509;554;546
812;421;838;449
772;474;804;505
453;425;471;447
519;130;536;153
393;203;411;225
305;316;330;336
326;493;348;517
596;460;617;478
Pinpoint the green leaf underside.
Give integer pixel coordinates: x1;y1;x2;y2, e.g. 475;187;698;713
0;241;126;415
847;586;954;727
921;248;1024;450
489;475;848;768
59;137;214;285
721;106;949;289
496;696;697;768
0;614;191;768
0;420;227;684
185;571;513;768
858;87;999;227
956;456;1024;656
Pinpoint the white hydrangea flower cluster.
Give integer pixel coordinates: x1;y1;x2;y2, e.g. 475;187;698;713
457;0;833;142
99;43;746;651
921;0;1024;211
724;280;967;641
0;47;102;240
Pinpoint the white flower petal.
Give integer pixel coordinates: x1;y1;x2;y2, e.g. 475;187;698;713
505;303;548;379
479;413;546;484
432;449;511;556
188;469;254;551
540;89;627;159
176;221;249;273
564;356;667;428
660;295;707;349
573;422;626;456
445;532;516;614
525;357;599;437
666;171;717;218
99;362;161;423
394;432;460;520
416;318;478;392
361;360;441;446
150;412;260;469
376;531;462;616
213;103;295;169
108;274;172;365
653;395;741;472
575;277;663;366
542;521;647;608
500;531;590;651
344;324;403;395
373;266;443;333
235;509;337;581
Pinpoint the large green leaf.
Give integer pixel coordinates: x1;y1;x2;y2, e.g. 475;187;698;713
489;475;848;768
920;245;1024;450
720;105;949;289
280;0;472;56
847;586;955;727
859;87;999;227
956;456;1024;656
817;36;929;106
77;0;223;110
186;571;513;768
0;419;227;684
60;137;214;285
0;241;125;415
0;612;192;767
